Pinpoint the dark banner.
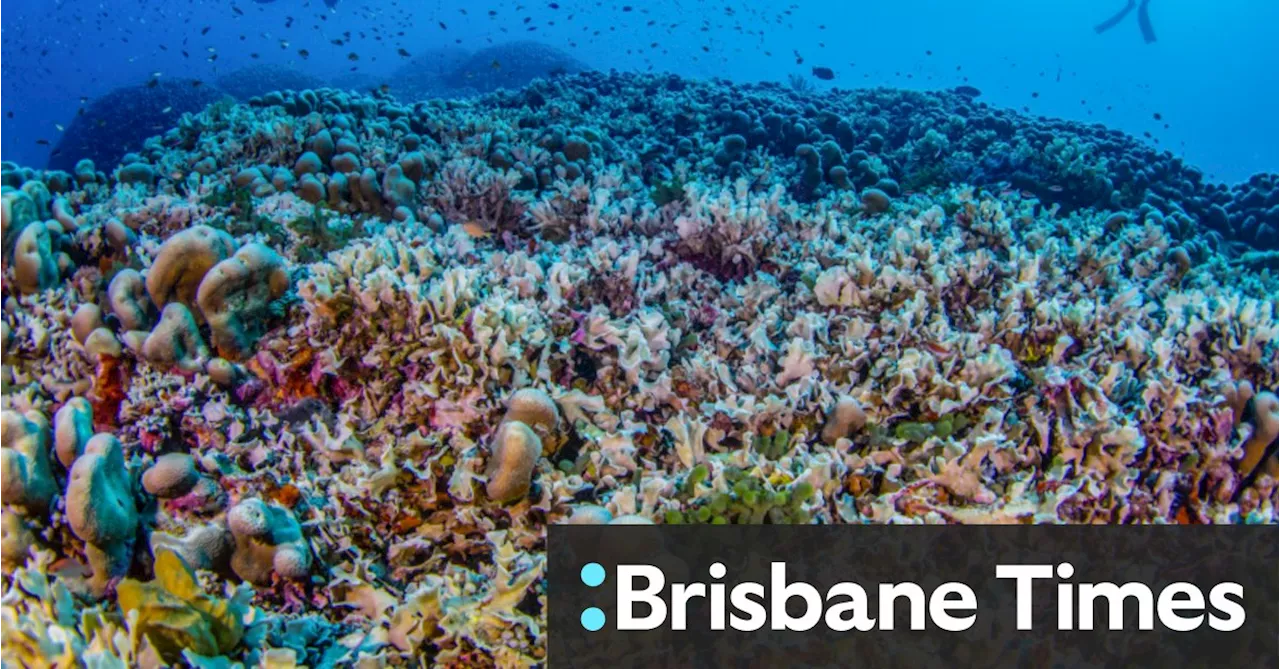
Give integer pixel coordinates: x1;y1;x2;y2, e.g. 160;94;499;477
548;526;1278;668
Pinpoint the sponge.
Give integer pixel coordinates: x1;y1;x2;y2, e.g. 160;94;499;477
226;497;311;585
66;433;139;594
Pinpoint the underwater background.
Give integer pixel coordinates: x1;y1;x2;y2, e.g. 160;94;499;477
3;0;1277;180
0;0;1278;667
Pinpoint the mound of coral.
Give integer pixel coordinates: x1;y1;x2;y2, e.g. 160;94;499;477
48;79;230;173
437;41;587;95
215;65;327;103
1;71;1277;665
385;45;476;102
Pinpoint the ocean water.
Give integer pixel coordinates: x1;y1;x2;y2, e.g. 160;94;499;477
0;0;1277;666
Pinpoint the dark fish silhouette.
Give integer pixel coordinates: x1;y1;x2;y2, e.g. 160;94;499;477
811;66;835;80
954;85;982;98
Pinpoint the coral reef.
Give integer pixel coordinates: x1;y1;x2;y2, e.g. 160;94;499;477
216;65;326;103
48;80;228;172
0;70;1276;665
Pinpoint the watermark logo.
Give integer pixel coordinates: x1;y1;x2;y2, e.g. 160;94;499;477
580;562;607;632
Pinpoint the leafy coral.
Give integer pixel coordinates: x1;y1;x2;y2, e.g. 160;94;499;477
115;549;254;664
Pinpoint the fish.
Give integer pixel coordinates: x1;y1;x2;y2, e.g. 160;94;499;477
811;66;835;80
460;221;491;239
953;85;982;98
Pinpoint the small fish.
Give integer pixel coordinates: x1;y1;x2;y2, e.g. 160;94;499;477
953;85;982;98
811;66;835;80
491;59;501;70
397;48;410;57
348;52;359;61
146;77;159;88
55;124;64;131
35;139;49;145
298;49;310;58
161;106;172;113
461;221;490;239
1152;112;1162;121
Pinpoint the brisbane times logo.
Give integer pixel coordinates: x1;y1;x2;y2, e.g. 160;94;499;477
576;561;1246;633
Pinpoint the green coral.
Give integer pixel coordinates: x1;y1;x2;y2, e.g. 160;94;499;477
115;548;253;664
666;466;814;525
650;174;688;207
751;429;792;460
287;203;364;263
893;414;971;445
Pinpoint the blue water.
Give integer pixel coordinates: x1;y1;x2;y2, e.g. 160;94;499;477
2;0;1276;182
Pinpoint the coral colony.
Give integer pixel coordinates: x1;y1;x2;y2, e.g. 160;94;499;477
1;68;1277;666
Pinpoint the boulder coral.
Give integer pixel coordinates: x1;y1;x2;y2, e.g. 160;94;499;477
54;397;94;468
141;452;202;499
108;268;152;331
142;303;210;374
66;434;138;594
485;388;562;503
145;224;237;313
226;497;311;585
0;410;56;515
196;242;290;360
1239;392;1279;477
11;221;59;294
484;421;542;503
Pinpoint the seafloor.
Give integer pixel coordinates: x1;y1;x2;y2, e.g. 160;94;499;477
1;72;1277;667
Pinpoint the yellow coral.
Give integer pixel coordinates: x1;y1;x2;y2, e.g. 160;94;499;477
115;549;249;664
